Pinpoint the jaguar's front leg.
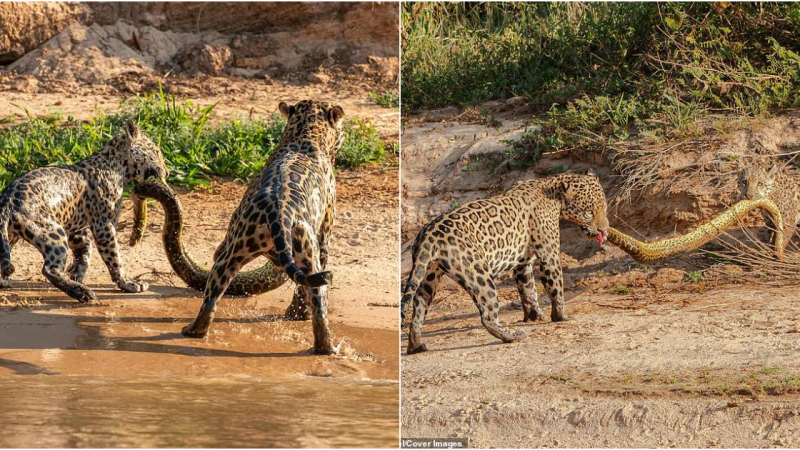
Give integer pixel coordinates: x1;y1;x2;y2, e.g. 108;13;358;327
514;260;545;322
91;219;148;293
537;244;569;322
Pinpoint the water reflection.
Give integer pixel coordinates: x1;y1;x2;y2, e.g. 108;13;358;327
0;376;399;448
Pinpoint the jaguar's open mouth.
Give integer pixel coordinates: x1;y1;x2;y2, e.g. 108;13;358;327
582;226;608;246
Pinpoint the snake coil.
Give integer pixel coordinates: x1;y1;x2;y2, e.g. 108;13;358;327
130;178;287;295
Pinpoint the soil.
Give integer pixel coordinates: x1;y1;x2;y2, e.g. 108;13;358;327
1;2;398;82
400;107;800;447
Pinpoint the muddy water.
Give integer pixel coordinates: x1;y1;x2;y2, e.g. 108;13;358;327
0;375;398;448
0;290;400;448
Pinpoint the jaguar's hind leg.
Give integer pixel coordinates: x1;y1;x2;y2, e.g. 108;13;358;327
292;224;334;355
286;204;334;323
67;229;92;283
182;238;251;338
407;264;441;355
454;262;525;343
537;246;569;322
0;235;18;288
514;261;545;322
292;282;334;354
23;221;95;302
92;220;147;293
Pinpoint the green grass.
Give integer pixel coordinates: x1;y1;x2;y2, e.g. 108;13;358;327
403;3;800;163
608;285;631;295
0;87;387;190
686;270;705;284
370;90;400;109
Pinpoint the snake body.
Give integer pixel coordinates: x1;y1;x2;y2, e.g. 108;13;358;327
607;198;784;264
130;178;287;295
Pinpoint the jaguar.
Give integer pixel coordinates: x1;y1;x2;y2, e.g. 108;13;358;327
0;121;168;301
401;170;609;354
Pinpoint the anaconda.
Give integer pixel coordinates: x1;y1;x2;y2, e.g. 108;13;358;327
607;198;785;264
130;178;287;295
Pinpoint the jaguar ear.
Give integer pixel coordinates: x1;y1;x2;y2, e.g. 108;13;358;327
559;181;573;199
767;164;780;178
328;105;345;127
583;168;599;179
125;120;141;140
278;102;294;118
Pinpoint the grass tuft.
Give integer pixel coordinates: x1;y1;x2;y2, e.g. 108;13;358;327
370;90;400;109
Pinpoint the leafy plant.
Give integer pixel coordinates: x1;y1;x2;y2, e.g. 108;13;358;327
609;285;631;294
686;270;705;283
370;90;400;109
403;3;800;164
0;88;387;189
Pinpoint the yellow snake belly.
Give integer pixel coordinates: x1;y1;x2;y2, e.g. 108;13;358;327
607;198;784;264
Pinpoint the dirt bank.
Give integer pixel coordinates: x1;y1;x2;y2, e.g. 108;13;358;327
400;109;800;447
402;281;800;448
0;2;89;63
0;2;398;91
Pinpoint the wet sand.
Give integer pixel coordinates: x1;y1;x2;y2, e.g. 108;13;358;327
0;286;399;380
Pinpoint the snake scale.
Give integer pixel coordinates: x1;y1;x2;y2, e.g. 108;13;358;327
606;198;785;264
129;178;287;295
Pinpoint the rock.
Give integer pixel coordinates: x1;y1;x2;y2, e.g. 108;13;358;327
648;268;686;286
180;44;232;76
229;67;262;78
13;76;39;94
0;2;90;64
477;100;505;112
560;253;580;268
307;72;330;85
367;55;398;81
707;264;744;280
8;23;154;84
504;96;528;111
422;106;460;123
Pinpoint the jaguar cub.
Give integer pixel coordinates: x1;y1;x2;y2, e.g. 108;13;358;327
401;171;609;354
0;121;168;301
739;164;800;253
181;100;345;355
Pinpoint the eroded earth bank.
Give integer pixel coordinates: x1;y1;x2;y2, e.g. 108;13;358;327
401;105;800;448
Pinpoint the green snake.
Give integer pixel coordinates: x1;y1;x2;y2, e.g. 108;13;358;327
129;178;287;295
606;198;785;264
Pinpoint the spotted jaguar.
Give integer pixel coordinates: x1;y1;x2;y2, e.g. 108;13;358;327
0;121;168;301
401;170;609;354
180;100;345;355
739;164;800;253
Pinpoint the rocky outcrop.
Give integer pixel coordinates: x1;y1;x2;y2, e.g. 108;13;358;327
0;2;90;64
3;2;398;82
